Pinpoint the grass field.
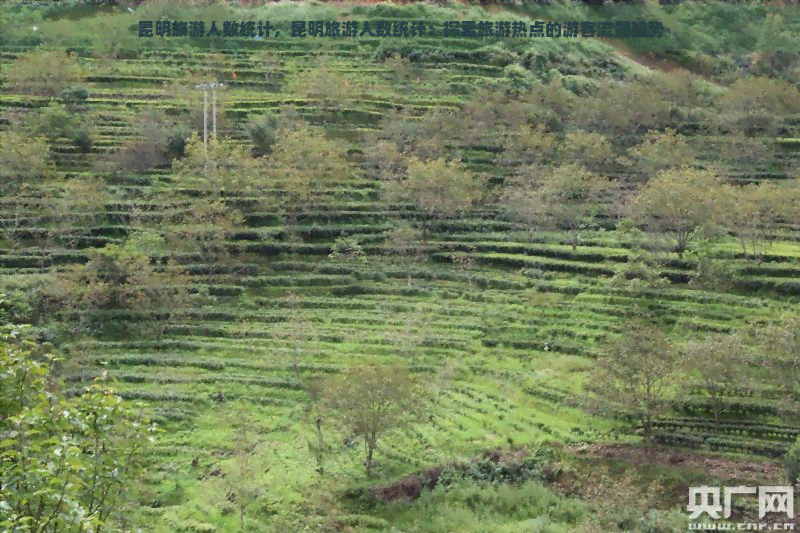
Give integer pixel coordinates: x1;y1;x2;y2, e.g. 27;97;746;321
2;1;800;532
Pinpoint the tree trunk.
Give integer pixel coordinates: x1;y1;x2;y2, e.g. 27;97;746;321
365;434;375;477
643;415;654;454
316;417;325;475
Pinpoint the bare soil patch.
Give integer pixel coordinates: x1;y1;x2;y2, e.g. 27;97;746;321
568;443;784;484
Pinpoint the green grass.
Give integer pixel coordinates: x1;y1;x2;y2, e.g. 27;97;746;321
2;1;800;531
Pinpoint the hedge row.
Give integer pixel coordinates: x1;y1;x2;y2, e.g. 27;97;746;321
653;431;787;458
435;252;617;277
440;241;630;264
671;398;793;419
651;418;799;442
735;278;800;296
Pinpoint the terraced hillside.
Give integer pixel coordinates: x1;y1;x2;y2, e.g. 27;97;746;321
2;2;800;532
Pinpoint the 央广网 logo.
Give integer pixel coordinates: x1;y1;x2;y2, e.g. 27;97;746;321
688;485;794;531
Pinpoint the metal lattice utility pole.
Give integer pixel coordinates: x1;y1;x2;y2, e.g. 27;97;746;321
194;82;225;174
210;81;226;140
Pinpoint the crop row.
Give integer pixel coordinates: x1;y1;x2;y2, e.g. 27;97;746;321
671;398;796;419
66;370;305;390
75;352;344;374
651;418;799;442
653;431;788;458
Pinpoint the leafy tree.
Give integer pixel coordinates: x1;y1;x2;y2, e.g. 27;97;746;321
4;50;84;97
247;112;280;157
608;218;670;295
59;86;89;106
30;102;97;154
382;222;427;285
500;124;557;167
381;157;484;221
321;364;428;477
557;130;616;173
364;109;456;171
43;177;110;252
107;109;192;176
212;404;268;533
524;78;582;132
719;76;800;137
286;58;358;108
174;121;349;230
460;87;530;149
589;320;677;449
743;314;800;420
643;69;722;110
680;333;749;421
729;181;793;263
363;139;408;182
37;234;193;336
503;163;615;248
264;125;351;209
172;132;259;191
629;167;730;258
720;76;800;117
161;194;245;270
573;80;672;142
328;235;367;265
383;52;417;85
0;129;56;191
692;133;774;171
620;128;696;181
688;238;740;294
0;335;157;533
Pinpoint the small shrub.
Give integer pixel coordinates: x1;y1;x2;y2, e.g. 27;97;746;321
247;113;279;157
108;109;190;174
32;102;82;140
384;52;414;84
72;130;93;154
784;437;800;485
60;86;89;104
561;75;598;96
0;290;34;324
328;236;366;264
166;131;189;159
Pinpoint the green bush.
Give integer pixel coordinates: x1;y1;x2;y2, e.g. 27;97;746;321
0;290;33;324
247;112;280;157
4;49;84;97
59;85;89;104
560;75;599;96
72;130;93;153
107;109;191;174
0;128;56;188
784;437;800;485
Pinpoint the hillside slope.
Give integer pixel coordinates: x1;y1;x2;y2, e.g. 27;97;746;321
1;2;800;533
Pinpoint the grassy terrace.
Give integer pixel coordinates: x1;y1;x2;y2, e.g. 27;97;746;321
2;1;800;532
